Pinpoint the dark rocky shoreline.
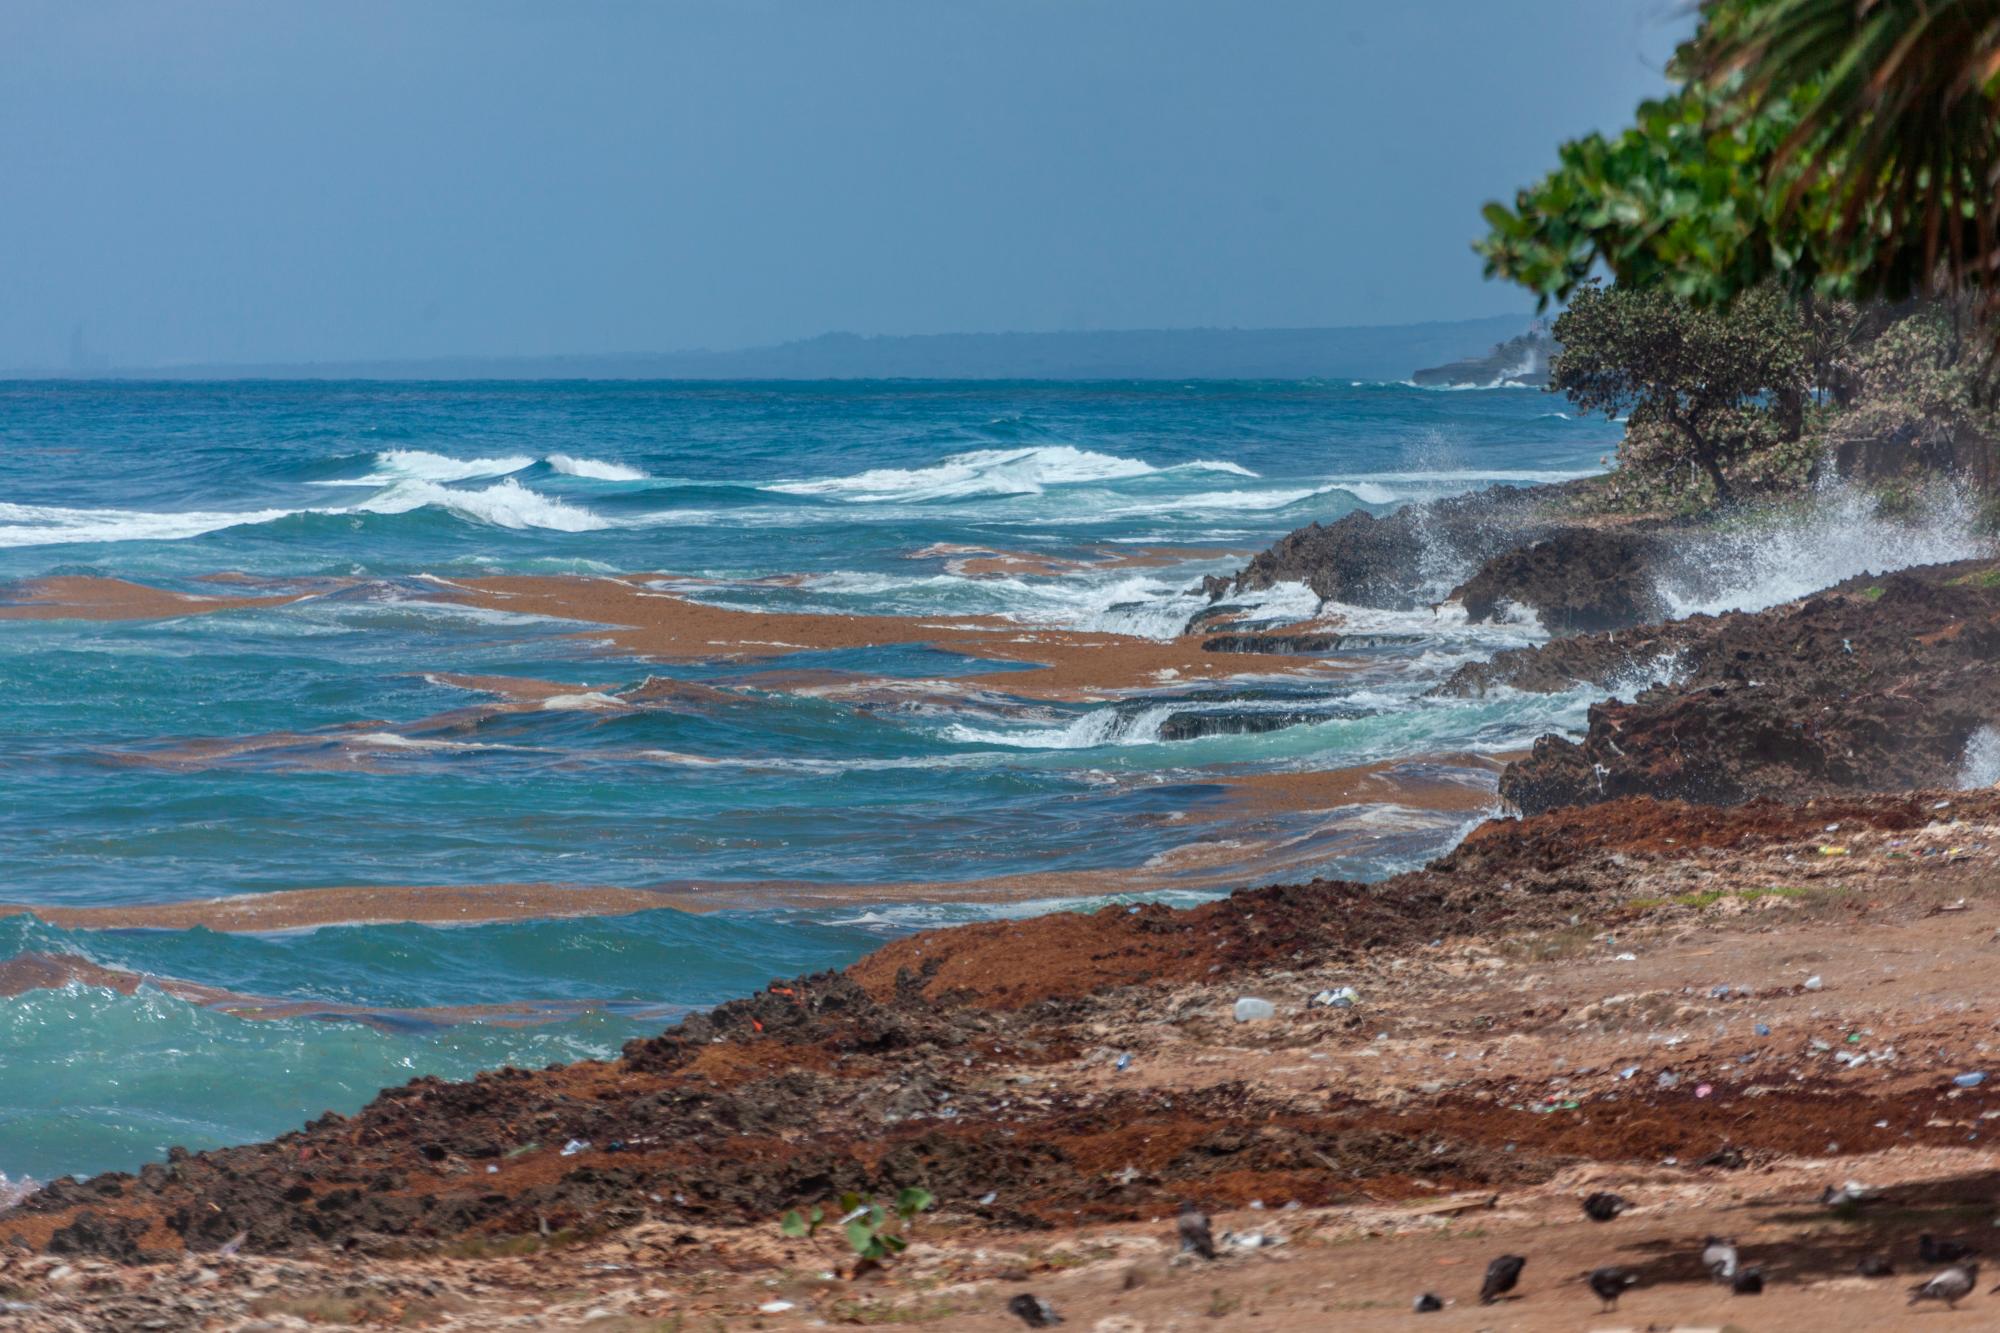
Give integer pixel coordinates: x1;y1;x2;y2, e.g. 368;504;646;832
1206;475;2000;818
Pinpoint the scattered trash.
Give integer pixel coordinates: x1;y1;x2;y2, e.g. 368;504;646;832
1755;1024;1771;1036
1954;1072;1989;1089
1810;1038;1832;1052
979;1191;997;1205
560;1139;590;1157
1819;846;1849;856
1656;1072;1680;1089
1233;997;1275;1023
1613;952;1638;962
1226;1230;1284;1251
1847;1032;1863;1044
1617;1065;1639;1080
485;1165;498;1175
1695;1083;1714;1098
1310;986;1360;1008
758;1300;796;1314
1804;975;1824;991
1114;1052;1132;1072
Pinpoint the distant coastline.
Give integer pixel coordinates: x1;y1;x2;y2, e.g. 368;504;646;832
3;314;1531;384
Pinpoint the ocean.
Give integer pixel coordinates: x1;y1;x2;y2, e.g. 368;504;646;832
0;377;1628;1184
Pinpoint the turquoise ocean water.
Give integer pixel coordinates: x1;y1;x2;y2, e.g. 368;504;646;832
0;378;1623;1183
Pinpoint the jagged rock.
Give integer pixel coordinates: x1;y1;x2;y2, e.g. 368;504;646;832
1449;528;1664;634
1481;561;2000;814
1216;482;1605;611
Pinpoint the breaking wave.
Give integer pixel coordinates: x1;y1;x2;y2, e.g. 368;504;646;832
320;450;649;486
0;478;608;548
354;478;607;532
548;454;649;481
764;446;1256;502
0;500;302;549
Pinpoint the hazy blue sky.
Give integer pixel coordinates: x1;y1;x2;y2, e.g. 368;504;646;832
0;1;1690;368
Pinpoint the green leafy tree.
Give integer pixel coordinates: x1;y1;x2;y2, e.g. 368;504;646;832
1480;1;2000;320
1551;282;1810;503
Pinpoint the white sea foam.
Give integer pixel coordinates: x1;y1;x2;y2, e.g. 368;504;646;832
351;732;514;752
1656;481;1991;619
0;501;303;548
0;1171;38;1210
766;446;1254;502
1959;726;2000;789
789;569;1317;642
539;691;628;711
348;449;536;483
941;703;1181;750
317;450;647;486
355;478;608;532
547;454;649;481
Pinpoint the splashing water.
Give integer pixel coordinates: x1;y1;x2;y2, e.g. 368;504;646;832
1657;480;1991;619
1959;726;2000;789
0;1171;37;1210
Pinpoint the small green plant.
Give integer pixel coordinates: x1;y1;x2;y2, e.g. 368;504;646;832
779;1204;826;1240
782;1188;935;1267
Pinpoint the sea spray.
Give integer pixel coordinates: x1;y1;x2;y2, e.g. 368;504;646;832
1656;479;1990;618
1959;726;2000;789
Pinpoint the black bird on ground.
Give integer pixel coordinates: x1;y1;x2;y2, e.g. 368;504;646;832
1581;1191;1631;1222
1412;1292;1445;1313
1007;1293;1063;1328
1479;1254;1526;1304
1909;1262;1979;1310
1921;1233;1978;1265
1176;1203;1217;1261
1587;1266;1638;1312
1701;1235;1738;1283
1859;1254;1896;1277
1732;1266;1765;1295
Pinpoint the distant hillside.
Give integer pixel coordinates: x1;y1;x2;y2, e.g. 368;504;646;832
1411;323;1556;388
42;316;1536;383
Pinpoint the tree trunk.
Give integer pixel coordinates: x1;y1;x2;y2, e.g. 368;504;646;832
1680;418;1732;505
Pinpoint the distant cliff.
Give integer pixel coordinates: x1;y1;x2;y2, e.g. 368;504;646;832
1410;324;1555;388
45;315;1534;383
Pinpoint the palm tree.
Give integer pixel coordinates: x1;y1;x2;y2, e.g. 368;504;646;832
1694;0;2000;310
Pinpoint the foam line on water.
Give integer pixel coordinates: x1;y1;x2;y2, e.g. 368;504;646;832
0;501;304;549
764;446;1256;502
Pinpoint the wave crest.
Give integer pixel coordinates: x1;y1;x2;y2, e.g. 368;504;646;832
766;446;1256;502
356;478;608;532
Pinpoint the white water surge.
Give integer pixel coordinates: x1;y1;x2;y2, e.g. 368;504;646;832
1657;481;1989;618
